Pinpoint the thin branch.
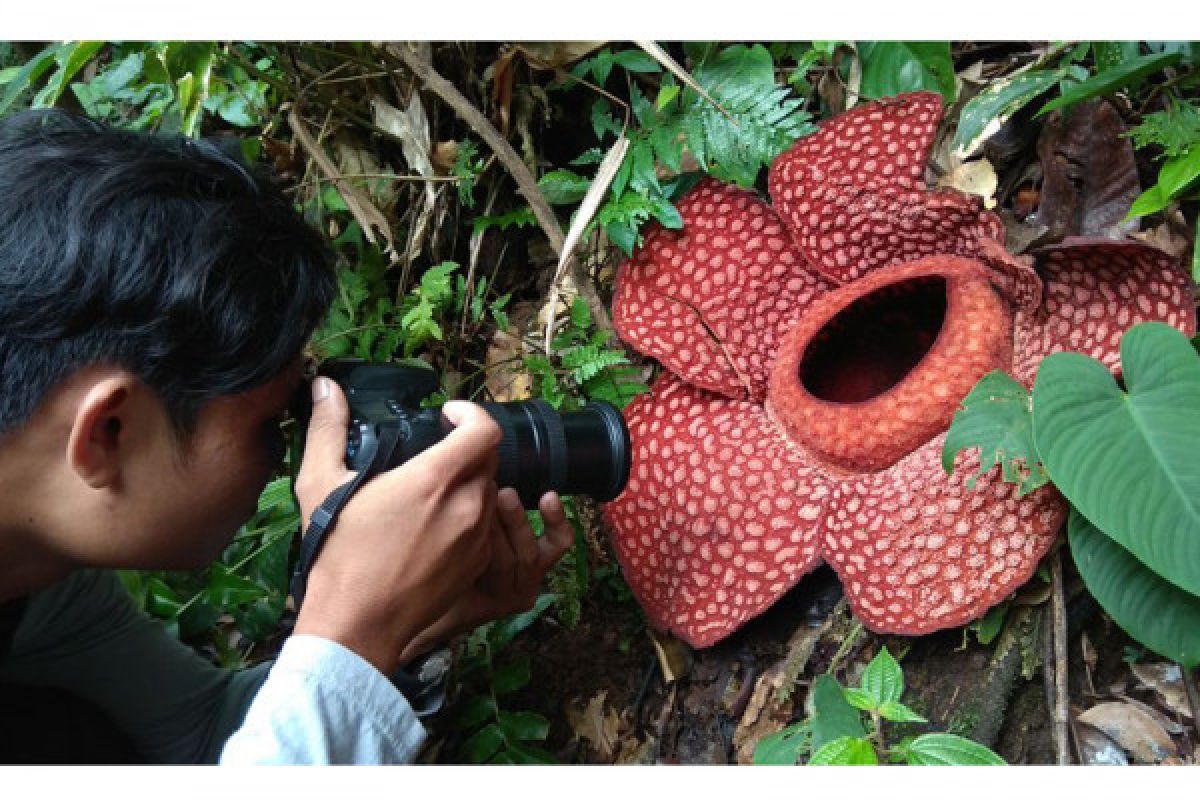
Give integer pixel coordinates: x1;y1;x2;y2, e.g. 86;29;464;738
1051;550;1071;765
385;42;614;341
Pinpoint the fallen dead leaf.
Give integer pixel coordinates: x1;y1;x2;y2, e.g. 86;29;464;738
372;95;440;264
483;329;533;402
515;41;607;71
564;690;622;762
1036;99;1141;239
1131;662;1194;720
431;140;458;176
937;159;998;209
1077;701;1178;764
1074;720;1129;766
1131;210;1192;259
649;630;693;684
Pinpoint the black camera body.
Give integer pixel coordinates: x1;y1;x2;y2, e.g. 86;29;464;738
321;360;631;509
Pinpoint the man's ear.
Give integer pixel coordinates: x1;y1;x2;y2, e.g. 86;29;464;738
65;373;140;490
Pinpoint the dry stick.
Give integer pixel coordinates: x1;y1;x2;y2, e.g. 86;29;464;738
387;42;614;339
1184;665;1200;743
1050;550;1071;765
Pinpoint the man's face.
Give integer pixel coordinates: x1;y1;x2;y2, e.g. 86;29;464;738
121;367;303;569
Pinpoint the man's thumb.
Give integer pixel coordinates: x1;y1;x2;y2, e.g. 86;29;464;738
303;377;350;475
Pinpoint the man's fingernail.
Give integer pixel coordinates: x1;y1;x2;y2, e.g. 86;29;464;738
312;377;331;403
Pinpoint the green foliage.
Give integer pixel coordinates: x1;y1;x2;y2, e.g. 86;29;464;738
857;42;957;103
1038;52;1183;117
450;594;558;764
1069;511;1200;668
952;69;1065;157
451;139;485;208
0;41;104;115
948;323;1200;667
1127;98;1200;158
1127;146;1200;219
942;370;1049;496
752;648;1002;766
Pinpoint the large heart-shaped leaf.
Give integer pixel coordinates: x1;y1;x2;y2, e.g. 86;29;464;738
1069;511;1200;667
1033;322;1200;596
858;42;957;103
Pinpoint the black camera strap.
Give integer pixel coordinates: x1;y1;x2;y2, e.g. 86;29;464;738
289;424;403;610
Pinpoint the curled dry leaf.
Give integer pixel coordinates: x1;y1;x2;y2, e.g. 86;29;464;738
1035;100;1141;239
649;630;693;684
937;158;999;209
1131;662;1194;720
372;95;440;263
1077;701;1178;763
564;690;622;762
1073;720;1129;766
484;329;533;403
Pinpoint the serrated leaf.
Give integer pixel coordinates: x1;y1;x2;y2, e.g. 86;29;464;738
860;646;904;705
1032;322;1200;597
942;370;1049;496
810;674;867;751
492;654;533;694
858;41;956;103
498;710;551;742
809;736;878;765
1069;510;1200;668
879;701;928;724
538;169;591;205
1039;53;1183;117
569;296;591;329
903;733;1005;765
842;687;878;712
461;723;505;763
952;69;1063;159
752;722;811;765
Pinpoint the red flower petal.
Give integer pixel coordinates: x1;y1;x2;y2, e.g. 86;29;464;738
603;371;832;647
612;178;832;401
769;92;1003;283
1012;239;1197;384
820;434;1066;634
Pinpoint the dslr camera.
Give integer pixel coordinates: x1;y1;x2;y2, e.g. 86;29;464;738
317;359;632;508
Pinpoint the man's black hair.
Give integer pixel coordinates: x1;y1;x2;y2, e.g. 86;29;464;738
0;109;336;437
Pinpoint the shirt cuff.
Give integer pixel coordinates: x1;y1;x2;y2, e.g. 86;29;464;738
220;635;426;765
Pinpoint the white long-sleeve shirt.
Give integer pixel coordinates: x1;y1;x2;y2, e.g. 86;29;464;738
0;569;424;764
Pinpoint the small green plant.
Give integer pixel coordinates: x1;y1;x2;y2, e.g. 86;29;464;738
753;648;1005;765
448;594;558;764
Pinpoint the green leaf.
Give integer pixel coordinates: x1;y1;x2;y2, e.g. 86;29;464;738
569;296;591;329
538;169;591;206
970;603;1009;646
38;41;106;108
0;44;60;114
1127;146;1200;219
1127;183;1171;219
859;646;904;705
1194;213;1200;283
488;593;554;651
492;654;533;694
1032;322;1200;597
903;733;1005;765
461;723;505;763
810;674;867;751
857;41;957;103
206;563;268;607
1093;42;1142;72
497;710;550;742
808;736;878;765
1069;510;1200;668
656;83;681;111
843;687;877;712
1126;98;1200;159
878;701;928;724
752;722;810;765
450;694;497;730
1039;53;1183;117
942;370;1049;496
952;69;1063;158
612;49;660;73
502;740;557;764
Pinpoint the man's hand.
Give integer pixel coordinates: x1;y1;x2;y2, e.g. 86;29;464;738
397;487;573;664
292;377;502;675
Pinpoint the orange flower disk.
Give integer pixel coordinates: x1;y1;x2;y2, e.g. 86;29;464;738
604;92;1196;647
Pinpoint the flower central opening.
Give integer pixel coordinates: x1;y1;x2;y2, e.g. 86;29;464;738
799;277;947;404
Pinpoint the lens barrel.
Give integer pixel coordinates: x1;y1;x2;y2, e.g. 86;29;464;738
483;400;631;508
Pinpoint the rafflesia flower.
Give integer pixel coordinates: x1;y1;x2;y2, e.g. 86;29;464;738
604;92;1196;648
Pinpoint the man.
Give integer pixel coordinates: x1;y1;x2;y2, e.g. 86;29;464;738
0;109;572;763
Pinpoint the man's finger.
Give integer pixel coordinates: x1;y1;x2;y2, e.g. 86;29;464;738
382;400;502;489
296;377;353;500
497;488;538;574
536;492;573;567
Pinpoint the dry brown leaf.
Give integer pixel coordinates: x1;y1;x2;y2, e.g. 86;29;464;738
1131;662;1194;720
372;95;439;264
1077;701;1178;763
1074;720;1129;766
564;690;622;762
936;158;998;209
1131;210;1192;258
483;329;533;402
431;140;458;176
516;41;606;70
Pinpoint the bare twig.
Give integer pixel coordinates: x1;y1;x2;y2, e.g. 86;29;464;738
386;41;613;343
1051;550;1071;765
1184;665;1200;743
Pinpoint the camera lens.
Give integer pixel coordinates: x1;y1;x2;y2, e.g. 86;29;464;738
483;400;631;508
